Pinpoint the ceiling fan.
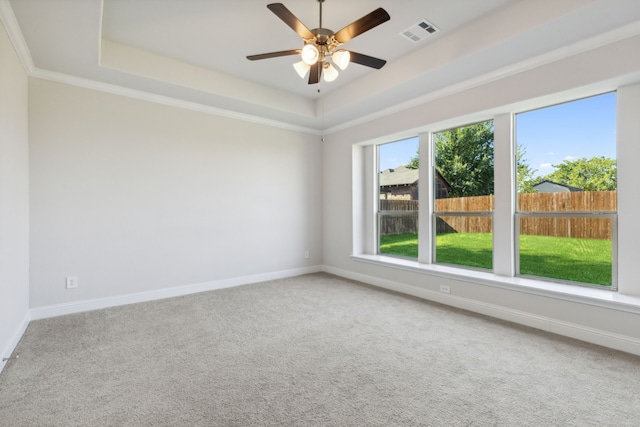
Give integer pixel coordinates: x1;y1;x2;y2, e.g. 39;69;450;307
247;1;390;85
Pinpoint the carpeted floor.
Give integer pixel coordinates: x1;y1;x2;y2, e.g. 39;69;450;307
1;273;639;426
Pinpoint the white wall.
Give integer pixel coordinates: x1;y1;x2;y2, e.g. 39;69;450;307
323;34;640;353
29;79;322;310
617;83;640;293
0;19;29;370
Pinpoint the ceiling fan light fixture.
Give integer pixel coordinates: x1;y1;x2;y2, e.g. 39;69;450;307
247;2;389;85
301;44;319;65
323;62;339;82
332;49;350;70
293;60;311;78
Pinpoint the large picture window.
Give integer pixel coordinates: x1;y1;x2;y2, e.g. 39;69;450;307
362;91;619;292
377;138;419;259
433;120;494;270
515;93;617;288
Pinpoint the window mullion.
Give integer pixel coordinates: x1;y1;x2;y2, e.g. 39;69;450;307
418;132;432;264
493;113;516;277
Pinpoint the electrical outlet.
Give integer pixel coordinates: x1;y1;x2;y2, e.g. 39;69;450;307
304;250;310;259
66;276;78;289
439;285;450;294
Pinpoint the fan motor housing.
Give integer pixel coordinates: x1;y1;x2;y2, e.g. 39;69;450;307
310;28;334;44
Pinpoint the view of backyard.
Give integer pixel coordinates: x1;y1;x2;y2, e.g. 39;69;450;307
380;232;613;286
377;93;616;289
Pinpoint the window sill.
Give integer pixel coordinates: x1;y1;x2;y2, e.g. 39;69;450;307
351;254;640;314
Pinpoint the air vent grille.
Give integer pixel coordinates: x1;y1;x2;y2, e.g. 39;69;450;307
401;19;439;43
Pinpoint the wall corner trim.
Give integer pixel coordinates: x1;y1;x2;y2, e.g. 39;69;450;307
0;311;31;375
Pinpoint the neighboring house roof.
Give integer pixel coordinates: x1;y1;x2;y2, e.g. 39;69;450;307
379;166;451;189
379;166;418;187
533;180;583;192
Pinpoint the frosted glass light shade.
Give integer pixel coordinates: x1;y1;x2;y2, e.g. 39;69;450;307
301;44;319;65
293;60;310;78
332;49;350;70
323;62;339;82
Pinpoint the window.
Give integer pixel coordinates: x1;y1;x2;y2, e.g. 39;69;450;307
360;91;619;292
377;138;419;259
515;93;617;288
433;120;494;270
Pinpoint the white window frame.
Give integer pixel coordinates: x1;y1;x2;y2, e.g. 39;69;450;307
352;84;640;305
512;93;618;290
430;121;496;272
375;140;420;260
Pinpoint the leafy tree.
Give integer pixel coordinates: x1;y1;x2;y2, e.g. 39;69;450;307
517;145;540;193
434;121;494;197
543;156;616;191
405;122;539;196
406;152;419;170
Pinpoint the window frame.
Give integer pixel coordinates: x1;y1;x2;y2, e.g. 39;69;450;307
431;120;495;272
361;92;618;292
513;92;618;290
375;139;420;260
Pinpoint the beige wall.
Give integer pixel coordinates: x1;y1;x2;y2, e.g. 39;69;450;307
28;79;322;308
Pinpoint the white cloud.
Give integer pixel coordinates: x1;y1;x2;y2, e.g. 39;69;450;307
548;151;555;156
564;155;576;161
538;163;554;171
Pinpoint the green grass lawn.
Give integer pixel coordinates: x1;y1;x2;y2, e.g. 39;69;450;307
379;232;612;286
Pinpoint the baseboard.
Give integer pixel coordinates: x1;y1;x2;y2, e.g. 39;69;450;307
322;265;640;356
30;265;322;320
22;265;640;358
0;310;31;375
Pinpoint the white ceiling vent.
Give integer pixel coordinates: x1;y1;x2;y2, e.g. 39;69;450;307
400;19;440;43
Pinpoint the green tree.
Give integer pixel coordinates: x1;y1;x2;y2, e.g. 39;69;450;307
543;156;616;191
405;123;538;196
517;145;540;193
406;152;419;170
434;121;494;197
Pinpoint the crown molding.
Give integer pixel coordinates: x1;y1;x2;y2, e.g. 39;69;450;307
0;0;321;135
3;0;640;137
0;0;33;73
29;67;322;135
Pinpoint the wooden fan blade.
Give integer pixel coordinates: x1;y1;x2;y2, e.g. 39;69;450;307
334;8;390;43
267;3;315;39
348;51;387;69
308;62;320;85
247;49;301;61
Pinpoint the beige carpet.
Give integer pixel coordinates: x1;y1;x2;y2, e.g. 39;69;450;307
1;273;639;426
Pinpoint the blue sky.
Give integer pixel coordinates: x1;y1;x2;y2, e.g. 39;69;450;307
516;92;616;177
379;92;617;176
379;137;419;171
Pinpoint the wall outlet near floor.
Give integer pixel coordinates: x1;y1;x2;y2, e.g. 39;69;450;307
439;285;451;294
66;276;78;289
304;250;309;259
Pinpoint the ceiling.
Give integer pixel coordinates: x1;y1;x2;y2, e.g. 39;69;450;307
5;0;640;132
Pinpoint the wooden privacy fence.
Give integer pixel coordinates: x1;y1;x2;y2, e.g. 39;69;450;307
380;191;616;240
379;199;418;235
517;191;616;240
